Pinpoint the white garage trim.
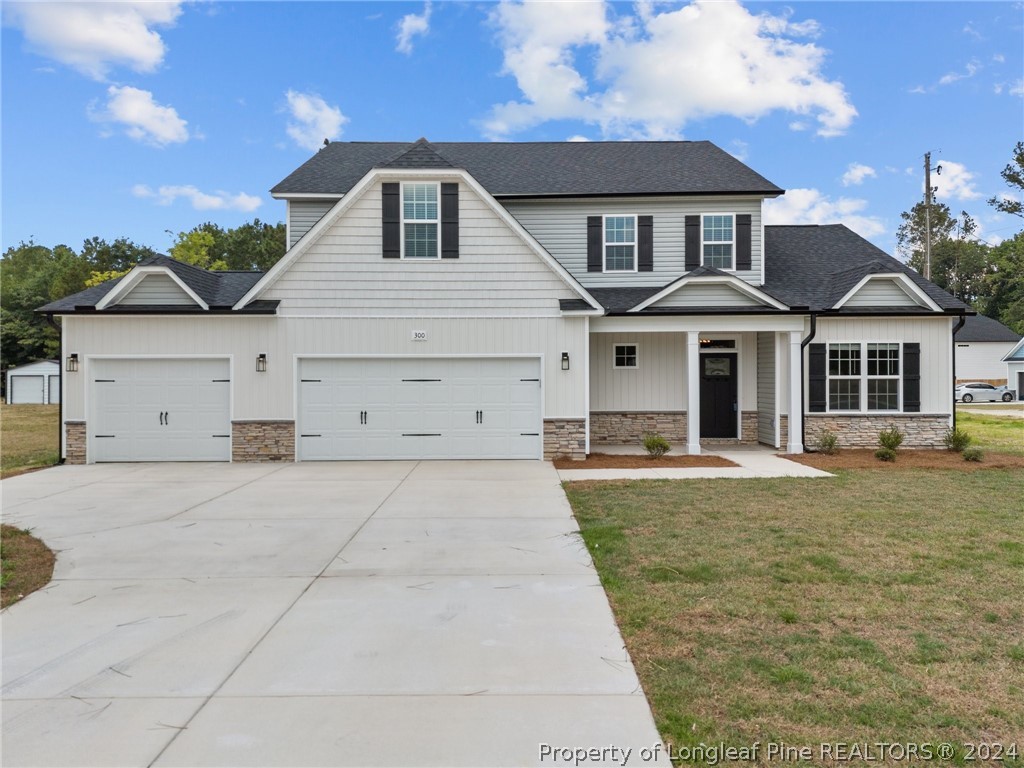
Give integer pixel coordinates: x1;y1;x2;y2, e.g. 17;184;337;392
294;354;545;461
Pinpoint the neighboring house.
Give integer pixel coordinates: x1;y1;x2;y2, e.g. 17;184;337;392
39;139;971;464
1003;337;1024;401
954;314;1021;385
5;359;60;405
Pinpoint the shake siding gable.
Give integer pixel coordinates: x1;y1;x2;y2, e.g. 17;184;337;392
263;179;581;316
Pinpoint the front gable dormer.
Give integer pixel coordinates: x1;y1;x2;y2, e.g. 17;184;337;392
629;269;788;312
96;266;208;310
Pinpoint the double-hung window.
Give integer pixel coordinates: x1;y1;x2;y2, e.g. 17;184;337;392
402;183;439;259
604;216;636;272
702;214;734;269
827;342;900;411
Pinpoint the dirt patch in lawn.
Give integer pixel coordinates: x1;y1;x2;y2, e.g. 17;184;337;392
791;448;1024;471
553;452;737;469
1;525;55;608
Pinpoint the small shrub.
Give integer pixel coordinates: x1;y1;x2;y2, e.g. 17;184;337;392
875;448;897;462
878;427;904;451
943;428;972;452
962;447;984;462
815;429;839;455
642;432;671;458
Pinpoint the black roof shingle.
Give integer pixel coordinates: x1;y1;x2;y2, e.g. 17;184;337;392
955;313;1021;342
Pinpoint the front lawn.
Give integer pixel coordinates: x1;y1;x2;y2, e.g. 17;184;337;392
1;525;55;608
956;409;1024;456
0;404;59;478
566;470;1024;764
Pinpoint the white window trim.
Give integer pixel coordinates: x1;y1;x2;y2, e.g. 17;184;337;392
826;341;903;413
702;213;735;271
603;214;638;273
400;181;441;260
612;342;639;369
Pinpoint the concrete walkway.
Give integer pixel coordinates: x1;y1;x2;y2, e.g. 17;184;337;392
2;461;667;767
558;449;833;481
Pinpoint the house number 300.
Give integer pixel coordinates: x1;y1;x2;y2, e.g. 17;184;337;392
411;330;428;342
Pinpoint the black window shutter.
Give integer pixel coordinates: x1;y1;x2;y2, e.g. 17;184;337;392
735;213;752;271
808;343;827;413
638;215;653;272
382;183;400;259
441;183;459;259
903;343;921;412
685;215;701;271
587;216;603;272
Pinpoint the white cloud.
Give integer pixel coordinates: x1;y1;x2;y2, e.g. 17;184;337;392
396;1;432;55
284;90;347;152
483;0;856;139
993;53;1005;63
841;162;877;186
90;85;188;146
764;188;885;238
133;184;261;212
937;59;981;86
5;1;182;80
567;135;590;142
1011;79;1024;97
931;160;981;201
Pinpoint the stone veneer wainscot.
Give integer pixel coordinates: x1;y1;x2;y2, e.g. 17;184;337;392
804;413;951;449
543;418;586;460
64;421;86;464
232;420;295;462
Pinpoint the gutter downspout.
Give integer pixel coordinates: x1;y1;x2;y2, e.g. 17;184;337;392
44;313;65;465
799;313;818;452
951;313;967;431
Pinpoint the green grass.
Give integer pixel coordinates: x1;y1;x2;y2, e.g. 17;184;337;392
0;404;59;478
566;470;1024;764
956;410;1024;456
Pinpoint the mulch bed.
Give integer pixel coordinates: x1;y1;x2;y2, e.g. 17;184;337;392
790;449;1024;471
553;452;738;469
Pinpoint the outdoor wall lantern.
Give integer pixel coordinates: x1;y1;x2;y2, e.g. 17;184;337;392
561;352;570;371
66;353;79;372
256;353;268;372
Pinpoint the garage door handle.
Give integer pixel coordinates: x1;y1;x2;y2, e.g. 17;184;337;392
165;411;169;425
159;411;164;425
476;410;482;424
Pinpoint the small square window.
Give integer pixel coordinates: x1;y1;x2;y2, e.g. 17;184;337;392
613;344;638;368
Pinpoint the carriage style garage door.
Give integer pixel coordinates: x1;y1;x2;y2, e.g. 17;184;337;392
298;358;542;460
91;359;231;462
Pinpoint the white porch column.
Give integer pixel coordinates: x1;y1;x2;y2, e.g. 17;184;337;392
686;330;701;455
787;330;804;454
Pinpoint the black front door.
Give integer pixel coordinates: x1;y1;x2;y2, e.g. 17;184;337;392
700;353;738;438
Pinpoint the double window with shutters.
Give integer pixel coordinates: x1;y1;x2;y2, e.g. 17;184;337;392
808;342;920;413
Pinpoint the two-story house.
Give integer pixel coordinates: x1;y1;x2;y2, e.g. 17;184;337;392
40;139;971;463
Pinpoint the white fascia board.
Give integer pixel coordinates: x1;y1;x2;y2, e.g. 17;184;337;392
629;274;788;312
238;167;603;312
271;192;346;200
561;309;605;317
833;273;942;312
592;314;806;333
1002;337;1024;362
95;266;208;310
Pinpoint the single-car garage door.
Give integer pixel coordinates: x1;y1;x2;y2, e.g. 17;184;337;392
91;359;231;462
299;358;542;460
10;376;44;404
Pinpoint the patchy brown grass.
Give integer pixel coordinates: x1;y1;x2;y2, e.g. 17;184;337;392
566;470;1024;765
1;525;55;608
1;404;59;478
554;452;737;469
791;448;1024;471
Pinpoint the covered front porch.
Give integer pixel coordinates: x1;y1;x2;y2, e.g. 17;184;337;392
587;314;808;455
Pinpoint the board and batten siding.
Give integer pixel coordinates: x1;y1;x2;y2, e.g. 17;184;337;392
288;200;337;247
756;332;776;445
808;317;953;413
62;315;588;423
267;180;579;316
117;274;196;305
842;279;923;308
503;197;764;288
589;331;758;412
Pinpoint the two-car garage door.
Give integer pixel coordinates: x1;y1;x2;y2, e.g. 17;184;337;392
298;358;542;460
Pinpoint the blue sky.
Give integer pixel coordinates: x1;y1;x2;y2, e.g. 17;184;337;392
2;1;1022;259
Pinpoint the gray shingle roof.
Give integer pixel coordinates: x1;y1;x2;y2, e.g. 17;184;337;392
36;256;271;314
956;314;1021;342
272;140;784;198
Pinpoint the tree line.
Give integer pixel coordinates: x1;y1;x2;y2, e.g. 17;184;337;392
1;220;285;372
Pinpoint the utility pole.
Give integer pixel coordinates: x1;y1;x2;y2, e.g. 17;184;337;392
924;152;932;281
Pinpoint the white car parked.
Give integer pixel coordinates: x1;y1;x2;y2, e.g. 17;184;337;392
954;382;1015;403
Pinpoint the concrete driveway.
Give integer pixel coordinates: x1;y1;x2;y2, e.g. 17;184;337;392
2;461;666;767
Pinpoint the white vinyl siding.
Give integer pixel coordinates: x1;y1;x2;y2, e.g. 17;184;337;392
955;341;1017;382
841;278;923;308
809;317;952;414
756;331;776;446
63;315;588;423
116;274;196;306
289;200;337;247
650;283;762;309
504;196;763;288
265;180;578;316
